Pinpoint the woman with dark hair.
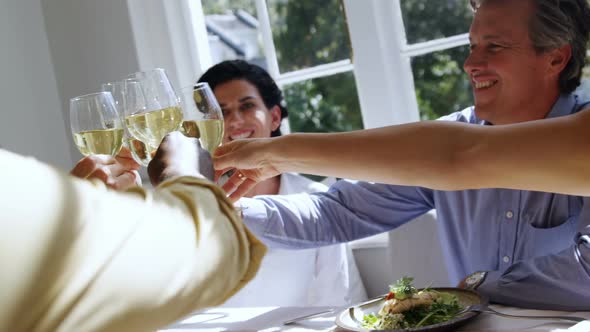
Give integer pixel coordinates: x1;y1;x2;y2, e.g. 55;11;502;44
198;60;367;307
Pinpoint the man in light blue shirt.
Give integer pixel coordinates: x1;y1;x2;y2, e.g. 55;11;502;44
230;0;590;310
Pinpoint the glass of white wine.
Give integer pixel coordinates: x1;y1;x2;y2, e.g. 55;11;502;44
70;91;124;156
125;68;183;147
102;79;156;166
180;82;224;154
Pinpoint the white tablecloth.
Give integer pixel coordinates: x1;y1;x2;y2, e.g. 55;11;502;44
161;305;590;332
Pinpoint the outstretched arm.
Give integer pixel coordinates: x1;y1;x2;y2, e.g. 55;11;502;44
214;109;590;198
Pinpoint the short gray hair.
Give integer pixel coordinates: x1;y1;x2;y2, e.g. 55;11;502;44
470;0;590;94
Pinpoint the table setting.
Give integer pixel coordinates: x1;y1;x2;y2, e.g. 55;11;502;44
160;304;590;332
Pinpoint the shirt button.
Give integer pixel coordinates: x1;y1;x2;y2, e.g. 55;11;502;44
505;210;514;219
503;256;510;263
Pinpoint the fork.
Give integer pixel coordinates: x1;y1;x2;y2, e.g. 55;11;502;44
459;304;586;323
283;309;335;325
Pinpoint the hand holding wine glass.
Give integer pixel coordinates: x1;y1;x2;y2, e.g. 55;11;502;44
69;147;140;190
69;91;140;189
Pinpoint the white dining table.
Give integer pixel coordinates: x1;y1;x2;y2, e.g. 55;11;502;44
160;304;590;332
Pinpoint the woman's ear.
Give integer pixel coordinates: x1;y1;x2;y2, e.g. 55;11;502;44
270;105;282;131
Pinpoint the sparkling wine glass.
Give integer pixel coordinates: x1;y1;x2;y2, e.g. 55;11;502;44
70;91;123;156
125;68;183;147
102;79;156;166
180;82;224;154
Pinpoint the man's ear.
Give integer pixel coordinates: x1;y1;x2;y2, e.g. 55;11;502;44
270;105;282;131
547;44;572;77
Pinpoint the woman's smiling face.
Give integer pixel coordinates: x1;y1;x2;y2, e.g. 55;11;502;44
214;79;281;143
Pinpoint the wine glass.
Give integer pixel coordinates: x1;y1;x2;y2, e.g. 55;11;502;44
125;68;183;147
70;91;124;156
102;79;156;166
180;82;224;154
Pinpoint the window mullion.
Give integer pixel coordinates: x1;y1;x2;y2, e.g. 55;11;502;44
276;60;353;86
343;0;419;129
183;0;213;75
402;33;470;58
254;0;280;78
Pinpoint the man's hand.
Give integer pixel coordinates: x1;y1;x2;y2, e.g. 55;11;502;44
213;138;281;202
70;147;141;190
148;131;213;186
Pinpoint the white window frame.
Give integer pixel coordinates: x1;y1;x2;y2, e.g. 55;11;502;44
126;0;471;248
343;0;470;248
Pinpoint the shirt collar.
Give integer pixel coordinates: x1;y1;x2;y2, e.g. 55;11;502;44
545;93;577;119
480;93;577;125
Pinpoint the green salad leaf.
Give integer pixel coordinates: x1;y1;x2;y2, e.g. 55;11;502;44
389;276;417;300
402;294;462;327
361;313;379;328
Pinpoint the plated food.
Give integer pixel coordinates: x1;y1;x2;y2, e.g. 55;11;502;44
361;277;463;330
335;277;482;331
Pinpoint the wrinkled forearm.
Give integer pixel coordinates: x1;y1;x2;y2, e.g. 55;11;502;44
270;110;590;196
271;125;465;189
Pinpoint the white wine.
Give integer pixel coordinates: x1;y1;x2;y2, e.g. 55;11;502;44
197;119;224;153
125;106;183;146
181;119;224;153
126;137;156;167
73;128;124;156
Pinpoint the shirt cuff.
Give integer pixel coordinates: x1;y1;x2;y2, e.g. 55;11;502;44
238;197;270;240
475;269;504;303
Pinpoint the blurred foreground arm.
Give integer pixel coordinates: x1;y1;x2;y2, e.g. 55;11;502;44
0;148;265;332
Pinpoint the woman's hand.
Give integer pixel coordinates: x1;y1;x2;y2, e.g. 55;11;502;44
70;147;141;190
213;138;281;201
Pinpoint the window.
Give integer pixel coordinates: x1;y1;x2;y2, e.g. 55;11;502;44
411;46;473;120
201;0;363;134
284;72;362;133
400;0;472;44
401;0;474;119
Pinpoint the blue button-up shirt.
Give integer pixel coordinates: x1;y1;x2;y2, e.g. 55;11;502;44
241;94;590;310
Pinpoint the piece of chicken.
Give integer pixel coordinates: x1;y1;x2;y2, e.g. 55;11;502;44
379;291;439;315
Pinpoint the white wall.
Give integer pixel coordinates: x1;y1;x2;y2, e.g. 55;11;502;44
42;0;140;165
0;0;141;169
353;211;450;298
0;0;70;168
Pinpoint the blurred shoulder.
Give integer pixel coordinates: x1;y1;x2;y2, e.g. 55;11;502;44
279;173;329;195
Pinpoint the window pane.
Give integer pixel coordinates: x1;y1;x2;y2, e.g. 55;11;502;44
268;0;352;73
400;0;473;44
411;45;473;120
201;0;266;66
283;72;362;133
